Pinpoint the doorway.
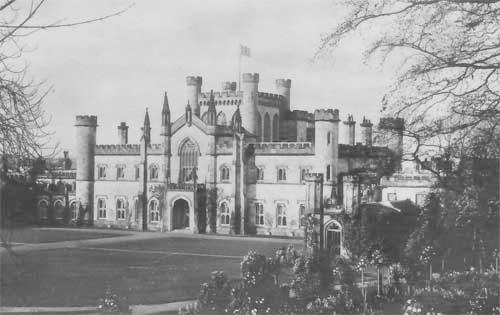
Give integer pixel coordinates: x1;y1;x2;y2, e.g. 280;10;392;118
172;199;190;229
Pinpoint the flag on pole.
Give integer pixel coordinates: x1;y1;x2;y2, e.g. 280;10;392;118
240;45;251;57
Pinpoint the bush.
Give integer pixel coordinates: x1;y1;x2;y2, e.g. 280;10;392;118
97;287;131;315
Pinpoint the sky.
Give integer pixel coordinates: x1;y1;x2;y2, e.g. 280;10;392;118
21;0;397;154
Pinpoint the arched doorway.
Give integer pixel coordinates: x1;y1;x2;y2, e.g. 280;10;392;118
172;199;190;229
325;220;342;257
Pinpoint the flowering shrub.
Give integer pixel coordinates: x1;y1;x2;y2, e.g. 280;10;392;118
195;271;232;314
97;287;131;315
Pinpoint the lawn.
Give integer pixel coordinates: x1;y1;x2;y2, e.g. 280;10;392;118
0;234;300;307
0;227;128;244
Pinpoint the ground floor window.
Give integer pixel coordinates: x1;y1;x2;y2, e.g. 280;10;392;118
149;199;159;222
277;203;287;226
98;199;107;219
70;201;77;220
299;204;306;227
220;202;230;225
325;220;342;257
38;200;48;219
116;198;126;220
255;203;264;226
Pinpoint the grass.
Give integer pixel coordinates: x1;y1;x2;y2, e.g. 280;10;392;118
0;227;128;244
0;231;299;307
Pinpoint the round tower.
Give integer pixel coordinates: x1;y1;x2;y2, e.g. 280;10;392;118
314;109;340;187
117;122;128;145
75;115;97;223
186;76;202;117
241;73;259;134
275;79;291;112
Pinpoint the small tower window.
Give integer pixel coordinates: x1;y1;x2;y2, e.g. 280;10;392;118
135;166;140;180
117;166;125;179
220;202;230;225
220;166;230;181
326;165;331;181
150;165;159;180
277;168;287;181
327;132;331;144
255;203;264;226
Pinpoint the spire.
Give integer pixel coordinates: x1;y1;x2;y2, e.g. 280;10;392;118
142;108;151;144
162;92;170;126
186;101;192;126
144;108;151;127
207;89;217;125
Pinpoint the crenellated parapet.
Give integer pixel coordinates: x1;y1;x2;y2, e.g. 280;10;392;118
360;117;373;127
242;73;259;83
258;92;284;107
287;110;314;122
75;115;97;127
338;143;390;158
314;109;340;122
254;141;314;155
186;76;203;86
95;144;140;155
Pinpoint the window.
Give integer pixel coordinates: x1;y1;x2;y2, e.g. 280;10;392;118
70;201;77;220
256;167;264;181
220;166;230;181
38;200;48;219
277;168;286;181
98;198;107;219
387;193;397;201
117;166;125;179
220;202;230;225
150;165;159;180
263;113;271;141
98;166;106;179
255;203;264;226
135;166;140;180
180;139;199;183
149;199;159;222
277;203;287;226
299;204;306;227
116;199;126;220
272;114;279;141
301;168;309;182
326;165;331;181
416;194;427;206
327;132;331;144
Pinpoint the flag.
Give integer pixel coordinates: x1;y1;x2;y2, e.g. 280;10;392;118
240;45;251;57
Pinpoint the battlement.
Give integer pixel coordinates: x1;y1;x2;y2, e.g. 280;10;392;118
75;115;97;127
186;76;202;86
314;109;340;122
95;144;140;155
242;73;259;83
344;114;355;124
258;92;284;107
379;117;404;131
360;117;373;127
338;144;390;158
275;79;291;88
304;173;323;182
288;110;314;122
254;142;314;155
200;91;242;99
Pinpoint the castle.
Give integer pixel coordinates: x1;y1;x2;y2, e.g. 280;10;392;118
44;73;409;253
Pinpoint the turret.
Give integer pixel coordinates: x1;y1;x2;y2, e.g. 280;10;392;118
314;109;340;184
275;79;291;112
240;73;259;134
161;92;170;128
117;122;128;145
206;90;217;126
343;115;356;145
233;105;242;133
186;76;202;117
360;117;373;146
75;115;97;224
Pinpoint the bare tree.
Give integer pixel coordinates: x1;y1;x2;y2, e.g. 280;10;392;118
320;0;500;173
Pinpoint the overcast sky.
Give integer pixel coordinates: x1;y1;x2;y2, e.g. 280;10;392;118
22;0;396;154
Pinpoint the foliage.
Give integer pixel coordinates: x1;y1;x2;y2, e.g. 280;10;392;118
196;271;232;314
97;286;131;315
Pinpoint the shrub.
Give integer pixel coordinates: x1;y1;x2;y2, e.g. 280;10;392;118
97;287;131;315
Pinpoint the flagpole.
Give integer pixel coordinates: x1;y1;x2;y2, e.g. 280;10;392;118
238;45;242;92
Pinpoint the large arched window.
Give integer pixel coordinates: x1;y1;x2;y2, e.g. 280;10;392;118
257;113;262;142
263;113;271;141
272;114;279;141
116;198;126;220
217;112;227;126
220;202;230;225
325;220;342;256
149;199;159;222
179;139;199;183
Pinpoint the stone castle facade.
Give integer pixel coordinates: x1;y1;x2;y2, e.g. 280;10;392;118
71;73;405;242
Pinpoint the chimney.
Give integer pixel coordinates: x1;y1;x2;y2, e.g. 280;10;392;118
343;115;356;145
117;122;129;145
360;117;373;146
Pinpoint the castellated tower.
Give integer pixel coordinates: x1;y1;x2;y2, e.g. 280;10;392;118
360;117;373;146
275;79;291;112
343;115;356;145
241;73;259;135
117;122;128;144
75;115;97;223
314;109;340;185
186;76;202;117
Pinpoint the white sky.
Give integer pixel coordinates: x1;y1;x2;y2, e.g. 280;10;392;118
21;0;396;154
